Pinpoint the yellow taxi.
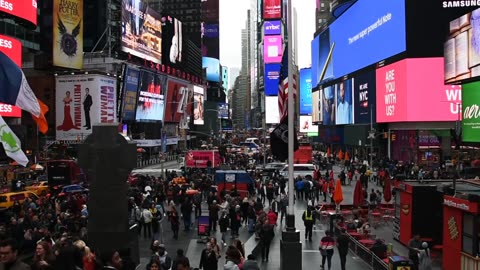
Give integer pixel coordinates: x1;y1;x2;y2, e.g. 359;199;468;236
0;191;38;209
25;181;49;196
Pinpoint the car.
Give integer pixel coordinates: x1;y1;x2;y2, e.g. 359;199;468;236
58;184;89;196
25;181;49;196
0;191;38;209
263;162;287;171
239;142;260;150
279;164;315;179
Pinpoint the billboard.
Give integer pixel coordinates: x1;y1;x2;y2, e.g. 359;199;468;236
164;79;190;123
203;57;221;82
299;115;318;133
376;58;462;123
161;15;183;68
0;0;37;28
201;0;219;23
217;103;229;118
312;0;406;85
135;71;167;122
0;35;22;118
462;81;480;142
264;20;282;36
193;86;204;125
444;8;480;83
323;86;335;125
335;78;354;125
264;35;283;63
299;68;313;115
121;66;140;121
353;70;376;124
204;24;219;38
121;0;162;64
263;0;281;20
311;35;320;89
53;0;83;69
265;96;280;124
312;90;322;123
202;23;220;59
56;75;117;140
265;63;281;95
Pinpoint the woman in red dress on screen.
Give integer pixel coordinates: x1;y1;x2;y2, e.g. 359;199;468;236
57;91;79;131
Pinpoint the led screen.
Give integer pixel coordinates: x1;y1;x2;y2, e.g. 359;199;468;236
265;96;280;124
265;63;281;96
299;68;313;115
335;78;354;125
264;35;283;63
202;57;221;82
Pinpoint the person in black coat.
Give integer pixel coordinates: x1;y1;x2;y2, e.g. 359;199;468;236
83;88;93;129
199;242;218;270
259;223;274;262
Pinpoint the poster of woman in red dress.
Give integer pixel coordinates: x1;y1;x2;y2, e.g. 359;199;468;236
57;91;80;131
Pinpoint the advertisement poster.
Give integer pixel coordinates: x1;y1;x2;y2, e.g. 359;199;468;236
217;103;228;118
203;23;219;38
135;71;167;122
335;78;354;125
193;86;204;125
311;35;320;89
376;60;408;123
462;81;480;142
164;79;190;123
312;90;322;123
265;96;280;124
265;63;281;96
323;86;335;125
299;115;318;133
264;35;283;63
0;35;22;118
121;66;140;121
263;0;281;20
56;75;117;141
53;0;84;69
354;71;376;124
121;0;162;64
300;68;313;115
264;20;281;36
0;0;37;27
202;57;221;82
161;15;183;68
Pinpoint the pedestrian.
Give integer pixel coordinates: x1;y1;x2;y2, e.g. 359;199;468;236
199;242;218;270
408;234;422;270
336;229;349;270
169;205;180;240
219;211;230;247
209;200;220;233
241;254;260;270
259;222;275;262
153;244;172;270
172;249;190;270
31;241;55;270
146;258;161;270
142;207;154;238
267;208;277;226
319;230;335;270
302;206;314;241
418;242;432;270
279;195;288;223
0;239;31;270
224;246;241;270
100;249;123;270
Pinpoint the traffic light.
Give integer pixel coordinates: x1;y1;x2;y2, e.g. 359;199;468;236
391;133;397;141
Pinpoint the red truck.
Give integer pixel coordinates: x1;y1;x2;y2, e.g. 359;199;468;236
185;150;222;168
294;144;313;164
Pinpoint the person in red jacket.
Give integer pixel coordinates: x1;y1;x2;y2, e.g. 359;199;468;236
267;208;278;226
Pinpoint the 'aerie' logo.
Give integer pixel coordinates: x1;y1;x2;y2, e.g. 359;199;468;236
464;103;480;120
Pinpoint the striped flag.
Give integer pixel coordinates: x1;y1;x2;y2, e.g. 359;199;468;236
278;45;297;122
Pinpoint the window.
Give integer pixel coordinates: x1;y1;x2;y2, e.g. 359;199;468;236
10;194;26;202
463;213;475;254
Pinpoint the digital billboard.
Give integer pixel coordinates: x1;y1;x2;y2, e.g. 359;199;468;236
203;57;221;82
312;90;322;123
135;71;167;122
201;0;219;23
121;66;140;121
53;0;83;69
217;103;229;118
312;0;406;85
265;63;281;96
164;79;190;123
299;115;318;133
121;0;162;64
462;81;480;142
311;35;320;89
323;86;335;125
0;35;22;118
376;58;462;123
264;35;283;63
193;86;204;125
265;96;280;124
204;24;219;38
335;78;354;125
0;0;37;28
56;75;117;141
299;68;313;115
202;24;220;59
353;70;376;124
444;8;480;83
161;15;183;68
263;0;281;20
264;20;282;36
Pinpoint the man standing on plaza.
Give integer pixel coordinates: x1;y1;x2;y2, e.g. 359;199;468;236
336;228;350;270
302;205;314;241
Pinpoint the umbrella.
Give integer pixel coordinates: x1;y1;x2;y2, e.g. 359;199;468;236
353;180;363;207
338;149;344;160
137;148;146;153
384;177;392;202
333;179;344;205
30;164;44;171
344;151;350;161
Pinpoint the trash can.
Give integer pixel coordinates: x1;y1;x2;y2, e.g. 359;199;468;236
389;256;412;269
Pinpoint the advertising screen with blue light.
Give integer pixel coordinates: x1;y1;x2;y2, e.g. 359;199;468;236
202;57;221;82
264;63;281;96
313;0;406;83
311;35;320;89
299;68;313;115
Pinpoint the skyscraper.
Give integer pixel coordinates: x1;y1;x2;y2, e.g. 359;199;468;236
316;0;333;30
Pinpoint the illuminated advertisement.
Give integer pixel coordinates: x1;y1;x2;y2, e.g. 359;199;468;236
121;66;140;121
335;78;354;125
201;0;219;23
299;115;318;133
462;82;480;142
265;63;281;96
264;35;283;63
161;15;183;68
0;34;22;117
312;0;406;86
299;68;313;115
201;0;219;59
121;0;162;64
353;70;376;124
376;58;462;123
56;75;117;141
312;90;322;123
135;71;167;122
203;57;221;82
263;0;281;20
53;0;84;69
0;0;37;28
217;103;229;118
203;23;219;38
265;96;280;124
193;86;204;125
164;79;190;123
444;8;480;83
323;86;335;125
264;20;282;36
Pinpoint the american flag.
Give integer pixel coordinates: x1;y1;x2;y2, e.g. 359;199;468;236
278;45;297;122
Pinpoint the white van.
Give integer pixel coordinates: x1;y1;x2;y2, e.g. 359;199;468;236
279;164;315;179
245;137;261;145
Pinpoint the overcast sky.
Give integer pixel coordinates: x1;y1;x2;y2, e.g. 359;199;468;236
219;0;316;70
